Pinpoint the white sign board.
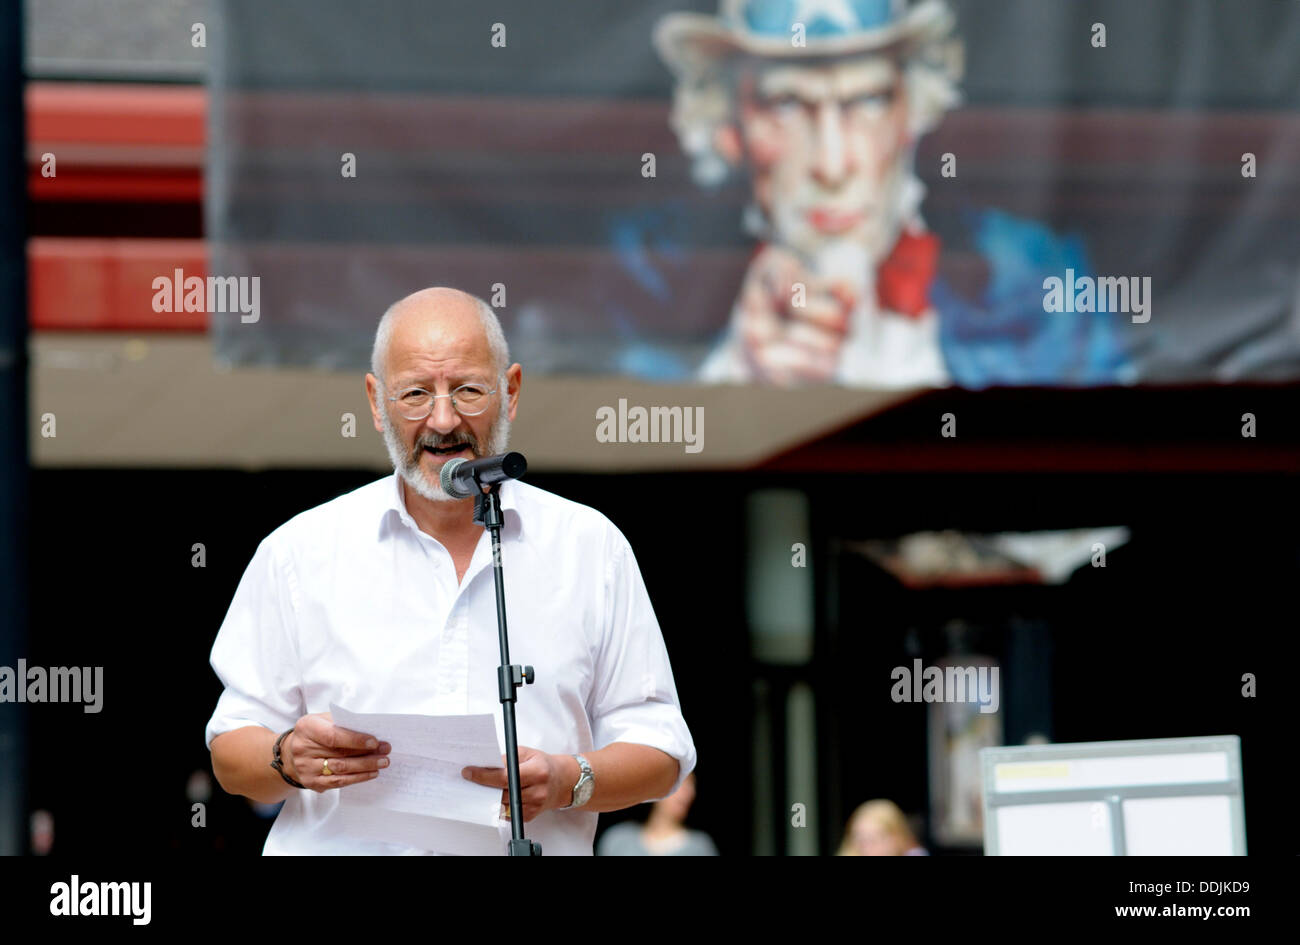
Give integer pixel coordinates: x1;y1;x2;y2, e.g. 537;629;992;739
980;736;1245;855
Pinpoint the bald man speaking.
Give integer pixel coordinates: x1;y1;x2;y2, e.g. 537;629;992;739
206;287;696;855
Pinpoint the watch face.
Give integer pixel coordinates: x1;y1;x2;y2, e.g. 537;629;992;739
568;755;594;807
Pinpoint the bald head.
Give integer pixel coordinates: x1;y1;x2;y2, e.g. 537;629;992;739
367;287;517;503
370;287;508;386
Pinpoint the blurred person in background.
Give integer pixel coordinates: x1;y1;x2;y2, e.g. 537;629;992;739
597;771;718;855
838;799;928;855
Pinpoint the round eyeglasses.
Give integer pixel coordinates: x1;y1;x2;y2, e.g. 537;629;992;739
388;382;498;420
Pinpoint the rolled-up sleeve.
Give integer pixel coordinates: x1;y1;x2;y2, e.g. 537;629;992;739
587;526;697;800
204;534;305;749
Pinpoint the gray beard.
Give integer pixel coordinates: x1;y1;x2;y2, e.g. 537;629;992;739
380;395;512;503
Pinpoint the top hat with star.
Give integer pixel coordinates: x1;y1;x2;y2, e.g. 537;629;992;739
655;0;956;74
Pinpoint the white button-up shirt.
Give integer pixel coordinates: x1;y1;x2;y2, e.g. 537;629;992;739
205;471;696;855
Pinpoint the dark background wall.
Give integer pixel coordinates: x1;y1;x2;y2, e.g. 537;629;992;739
25;455;1292;855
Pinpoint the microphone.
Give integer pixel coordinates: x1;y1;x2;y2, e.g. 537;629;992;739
439;451;528;499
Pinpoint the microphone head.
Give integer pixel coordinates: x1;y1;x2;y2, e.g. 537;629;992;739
501;452;527;480
439;456;472;498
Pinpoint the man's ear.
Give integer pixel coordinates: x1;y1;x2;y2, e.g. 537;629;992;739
364;373;384;433
714;124;743;165
506;363;522;423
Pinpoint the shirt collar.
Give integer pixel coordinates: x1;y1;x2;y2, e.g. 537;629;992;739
379;468;523;542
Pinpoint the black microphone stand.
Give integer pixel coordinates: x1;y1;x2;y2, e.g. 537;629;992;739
472;477;541;856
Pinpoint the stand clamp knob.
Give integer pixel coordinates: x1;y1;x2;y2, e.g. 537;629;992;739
498;664;537;701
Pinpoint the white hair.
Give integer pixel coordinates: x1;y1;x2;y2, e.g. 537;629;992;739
371;290;509;385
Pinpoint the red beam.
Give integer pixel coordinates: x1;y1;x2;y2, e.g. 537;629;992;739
29;237;208;330
26;82;205;146
26;82;204;202
756;442;1300;474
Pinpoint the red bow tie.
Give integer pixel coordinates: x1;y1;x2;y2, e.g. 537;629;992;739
876;230;940;318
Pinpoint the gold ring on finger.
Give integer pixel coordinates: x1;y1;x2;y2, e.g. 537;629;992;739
322;759;333;777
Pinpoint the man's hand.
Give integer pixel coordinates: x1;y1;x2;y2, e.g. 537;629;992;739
460;746;575;822
284;711;391;793
734;245;857;385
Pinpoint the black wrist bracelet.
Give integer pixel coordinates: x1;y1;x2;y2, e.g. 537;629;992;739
270;727;306;789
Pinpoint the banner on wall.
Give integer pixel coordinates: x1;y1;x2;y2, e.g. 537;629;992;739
209;0;1300;388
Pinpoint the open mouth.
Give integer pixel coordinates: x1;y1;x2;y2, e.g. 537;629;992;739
422;444;469;457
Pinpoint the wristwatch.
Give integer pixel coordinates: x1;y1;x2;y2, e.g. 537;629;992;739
560;754;594;810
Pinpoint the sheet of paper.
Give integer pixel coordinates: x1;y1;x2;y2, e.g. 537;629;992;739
333;803;507;857
329;703;507;854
